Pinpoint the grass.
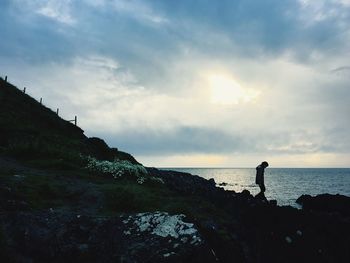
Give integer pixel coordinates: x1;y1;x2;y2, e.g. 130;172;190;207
0;172;74;210
0;166;230;226
100;179;174;214
25;158;82;170
96;176;230;223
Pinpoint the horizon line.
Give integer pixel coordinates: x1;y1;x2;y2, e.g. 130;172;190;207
157;167;350;169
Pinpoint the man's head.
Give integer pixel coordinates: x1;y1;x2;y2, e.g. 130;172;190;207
262;161;269;168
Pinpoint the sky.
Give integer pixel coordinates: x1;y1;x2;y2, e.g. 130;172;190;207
1;0;350;168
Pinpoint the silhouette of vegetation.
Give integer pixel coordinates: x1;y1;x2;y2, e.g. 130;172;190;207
0;77;138;169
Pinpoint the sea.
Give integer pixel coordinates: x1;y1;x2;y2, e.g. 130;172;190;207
160;168;350;207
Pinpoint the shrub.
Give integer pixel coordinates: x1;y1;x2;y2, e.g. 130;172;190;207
85;156;148;183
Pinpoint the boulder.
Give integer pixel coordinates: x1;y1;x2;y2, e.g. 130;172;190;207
296;193;350;216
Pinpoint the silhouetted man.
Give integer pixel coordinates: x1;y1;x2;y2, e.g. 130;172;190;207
255;161;269;201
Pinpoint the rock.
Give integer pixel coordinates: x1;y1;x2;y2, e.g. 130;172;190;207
296;194;312;205
296;193;350;216
208;178;216;187
125;212;201;241
269;200;277;206
285;236;292;244
146;168;219;197
13;174;25;179
241;189;251;197
200;219;218;231
0;211;217;263
78;244;89;252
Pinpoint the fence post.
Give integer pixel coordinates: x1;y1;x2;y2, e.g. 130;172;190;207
56;108;59;115
68;116;77;126
4;76;7;82
40;98;42;104
23;87;26;94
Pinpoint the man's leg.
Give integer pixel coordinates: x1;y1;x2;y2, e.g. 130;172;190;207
260;184;266;193
255;184;266;200
259;184;267;201
255;184;263;198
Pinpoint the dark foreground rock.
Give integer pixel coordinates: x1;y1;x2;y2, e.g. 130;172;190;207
0;211;216;263
296;193;350;217
147;168;350;262
1;161;349;263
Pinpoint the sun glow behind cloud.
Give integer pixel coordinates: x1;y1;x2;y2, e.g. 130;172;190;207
209;74;260;105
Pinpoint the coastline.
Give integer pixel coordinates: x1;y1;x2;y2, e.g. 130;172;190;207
1;165;350;262
161;167;350;207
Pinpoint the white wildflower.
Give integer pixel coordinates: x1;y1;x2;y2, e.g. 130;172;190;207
137;177;146;184
84;156;148;182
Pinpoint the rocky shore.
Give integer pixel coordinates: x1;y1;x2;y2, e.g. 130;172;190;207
0;211;214;263
1;166;350;263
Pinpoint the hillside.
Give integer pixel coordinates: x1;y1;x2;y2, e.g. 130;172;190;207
0;77;138;167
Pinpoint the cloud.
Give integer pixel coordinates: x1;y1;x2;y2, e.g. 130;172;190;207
114;127;348;156
11;0;75;25
150;0;350;64
330;66;350;78
36;0;75;25
4;0;349;76
110;0;169;25
101;126;251;155
82;0;169;26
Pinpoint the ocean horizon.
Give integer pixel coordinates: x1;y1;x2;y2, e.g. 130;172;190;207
160;168;350;207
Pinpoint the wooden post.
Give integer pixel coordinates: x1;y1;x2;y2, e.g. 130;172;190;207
40;98;42;104
23;87;26;94
4;76;7;82
68;116;77;126
56;108;59;115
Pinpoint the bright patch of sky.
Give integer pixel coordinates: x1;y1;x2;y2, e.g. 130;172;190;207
1;0;349;167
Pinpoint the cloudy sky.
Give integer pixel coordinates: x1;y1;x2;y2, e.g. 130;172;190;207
1;0;350;167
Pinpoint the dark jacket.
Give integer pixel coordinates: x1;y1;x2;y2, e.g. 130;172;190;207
255;164;265;185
